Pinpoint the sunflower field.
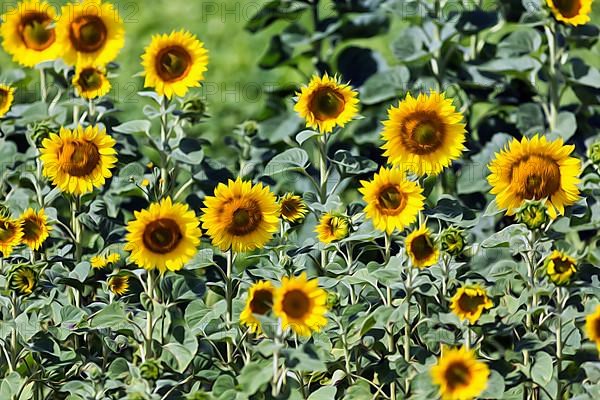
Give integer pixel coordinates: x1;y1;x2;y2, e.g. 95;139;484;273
1;0;600;399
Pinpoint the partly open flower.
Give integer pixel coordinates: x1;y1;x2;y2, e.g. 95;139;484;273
279;193;308;223
515;200;550;230
0;216;23;257
9;266;37;295
106;253;120;264
91;255;108;269
431;346;489;400
0;84;15;117
108;274;129;296
405;225;439;268
450;285;493;324
586;305;600;352
240;281;276;334
19;208;51;250
546;0;592;26
315;212;349;244
440;226;466;256
545;250;577;285
73;64;111;99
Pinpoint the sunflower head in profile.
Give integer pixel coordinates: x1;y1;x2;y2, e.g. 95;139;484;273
39;125;117;195
201;178;279;253
546;0;592;25
431;346;489;400
142;30;209;99
405;225;439;268
19;208;51;251
488;135;581;219
73;64;111;99
381;91;466;176
545;250;577;285
586;305;600;352
0;1;61;67
359;167;424;234
450;285;493;324
279;193;308;223
294;73;359;134
315;212;349;244
9;266;38;295
273;273;328;336
124;197;201;273
0;215;23;257
240;281;276;334
0;84;15;117
108;274;129;296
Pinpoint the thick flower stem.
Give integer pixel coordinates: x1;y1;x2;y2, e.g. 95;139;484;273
226;249;235;365
160;97;170;197
544;22;559;131
384;232;396;399
555;288;564;400
145;269;155;360
10;292;19;371
318;134;329;270
39;68;47;103
403;268;414;396
272;322;282;396
70;196;83;312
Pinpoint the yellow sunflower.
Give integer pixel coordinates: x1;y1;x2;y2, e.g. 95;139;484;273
124;197;201;273
240;280;276;334
359;167;424;234
201;178;279;253
279;193;308;223
586;305;600;352
55;0;124;66
405;225;439;268
487;135;581;218
141;30;209;99
294;73;359;134
106;253;120;264
381;91;466;176
546;0;592;25
73;64;111;99
0;216;23;257
315;212;349;244
9;266;37;295
450;285;493;324
108;274;129;296
19;208;51;250
91;255;108;269
39;125;117;195
545;250;577;285
273;273;328;336
431;346;490;400
0;1;61;67
0;84;15;117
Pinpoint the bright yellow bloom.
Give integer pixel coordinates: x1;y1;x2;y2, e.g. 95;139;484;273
73;64;111;99
0;84;15;117
405;225;439;268
9;266;37;295
91;255;108;269
586;305;600;352
240;281;276;334
431;346;489;400
108;274;129;296
450;285;493;324
279;193;308;223
545;250;577;285
315;212;349;244
106;253;120;264
546;0;592;25
19;208;51;250
0;216;23;257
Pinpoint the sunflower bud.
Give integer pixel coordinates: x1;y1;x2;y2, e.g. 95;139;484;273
515;200;549;230
9;266;38;295
28;121;55;145
440;227;466;256
239;120;259;138
588;141;600;165
180;97;207;124
139;359;161;381
326;291;339;308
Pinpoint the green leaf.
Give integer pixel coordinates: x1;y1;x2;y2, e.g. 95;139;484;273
113;120;152;135
259;35;293;69
90;302;129;330
237;361;273;395
245;0;309;33
481;225;529;248
296;130;321;145
69;262;90;283
531;351;553;385
307;386;337;399
497;28;542;57
264;148;309;176
481;370;506;398
360;66;410;105
549;111;577;141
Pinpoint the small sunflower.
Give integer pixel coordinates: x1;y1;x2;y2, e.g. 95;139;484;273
9;266;38;295
546;0;592;25
39;125;117;195
450;285;493;324
19;208;51;250
431;346;490;400
279;193;308;223
586;305;600;352
106;253;120;264
91;255;108;269
141;30;209;99
240;281;276;334
440;227;466;256
359;167;424;234
545;250;577;285
73;64;111;99
124;197;201;273
0;84;15;117
108;274;129;296
201;178;279;253
0;216;23;257
405;225;439;268
488;135;581;218
273;273;328;336
381;92;466;176
294;73;359;134
0;1;61;67
315;212;349;244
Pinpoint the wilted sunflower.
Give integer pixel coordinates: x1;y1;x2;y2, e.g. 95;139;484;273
294;74;359;134
56;0;124;65
201;178;279;252
9;266;37;295
381;92;466;176
90;255;107;269
586;305;600;352
315;212;349;244
488;135;581;218
240;281;276;334
359;167;424;234
39;125;117;195
450;285;493;324
545;250;577;285
546;0;592;25
431;346;489;400
19;208;50;250
279;193;308;223
273;273;328;336
73;64;111;99
108;274;129;296
141;30;209;99
124;197;201;273
0;84;15;117
406;225;439;268
0;1;61;67
0;216;23;256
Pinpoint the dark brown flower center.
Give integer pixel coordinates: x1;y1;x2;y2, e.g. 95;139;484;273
410;234;435;261
59;140;101;177
250;289;273;315
0;220;16;241
0;89;9;108
77;68;103;91
69;15;107;53
282;289;311;319
401;112;445;155
511;155;561;200
22;217;42;241
552;257;574;274
281;198;303;219
444;361;471;390
377;185;407;214
227;202;262;236
594;317;600;337
156;46;192;82
142;218;183;254
19;12;55;51
554;0;581;17
457;292;487;313
310;88;345;120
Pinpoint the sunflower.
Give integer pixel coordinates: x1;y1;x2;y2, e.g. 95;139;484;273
108;274;129;296
586;305;600;352
240;281;276;334
431;346;490;400
0;1;61;67
487;135;581;218
405;225;439;268
106;253;120;264
39;125;117;195
0;84;15;117
0;216;23;257
73;64;111;99
201;178;279;253
55;0;124;66
91;255;108;269
124;197;201;273
359;167;424;234
546;0;592;25
273;273;328;336
19;208;51;250
545;250;577;285
381;92;466;176
450;285;493;324
279;193;308;223
294;74;359;134
9;266;37;295
141;30;209;99
315;212;349;244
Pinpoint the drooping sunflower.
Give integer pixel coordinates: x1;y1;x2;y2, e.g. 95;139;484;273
141;30;209;99
273;273;328;336
359;167;424;234
294;74;359;134
315;212;349;244
431;346;490;400
9;266;37;295
201;178;279;253
450;285;493;324
39;125;117;195
545;250;577;285
19;208;51;250
240;281;276;334
73;64;111;99
0;1;61;67
546;0;592;25
487;135;581;218
586;305;600;352
55;0;124;66
405;225;439;268
108;274;129;296
0;216;23;257
0;84;15;117
124;197;201;273
90;255;107;269
279;193;308;223
381;91;466;176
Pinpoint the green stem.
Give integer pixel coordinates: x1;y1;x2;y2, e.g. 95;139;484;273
160;97;170;196
39;68;47;103
555;287;564;400
10;292;18;371
545;22;559;131
272;322;282;396
403;268;414;396
145;269;155;360
226;249;234;365
318;134;329;270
